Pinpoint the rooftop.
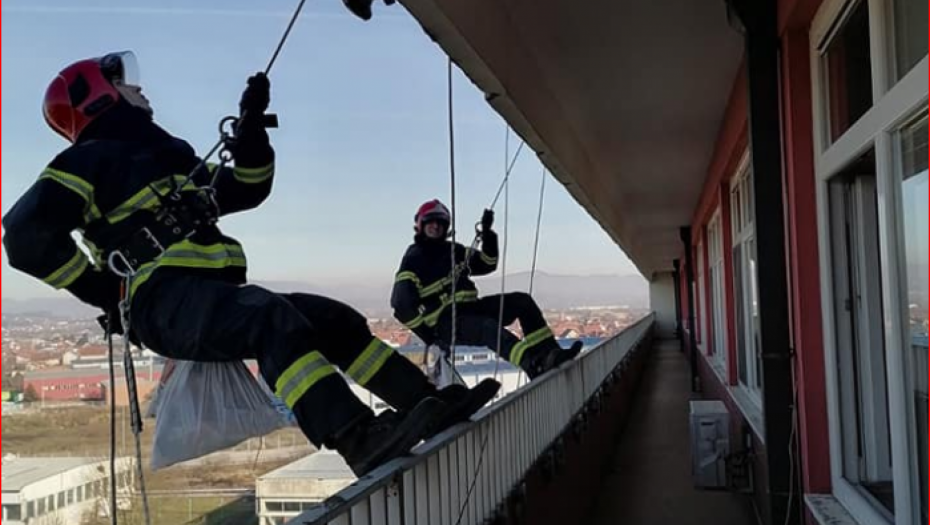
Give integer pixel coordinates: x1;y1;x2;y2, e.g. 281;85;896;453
1;457;102;492
259;450;355;482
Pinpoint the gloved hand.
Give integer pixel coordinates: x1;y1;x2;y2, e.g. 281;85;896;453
239;73;271;118
481;209;495;233
97;308;123;336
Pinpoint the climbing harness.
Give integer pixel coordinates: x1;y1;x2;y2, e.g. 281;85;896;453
100;1;310;522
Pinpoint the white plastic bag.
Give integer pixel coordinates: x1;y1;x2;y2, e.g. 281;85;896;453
150;360;291;470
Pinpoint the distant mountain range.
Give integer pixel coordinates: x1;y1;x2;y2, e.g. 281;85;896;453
258;271;649;315
2;271;649;319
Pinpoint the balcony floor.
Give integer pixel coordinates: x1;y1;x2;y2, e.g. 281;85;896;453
590;340;758;524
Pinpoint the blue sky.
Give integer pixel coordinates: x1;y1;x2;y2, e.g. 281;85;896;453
1;0;638;299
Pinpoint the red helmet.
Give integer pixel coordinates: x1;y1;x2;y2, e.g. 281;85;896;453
43;51;139;143
415;199;451;233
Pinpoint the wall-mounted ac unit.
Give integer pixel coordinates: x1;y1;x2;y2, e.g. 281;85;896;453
690;400;730;489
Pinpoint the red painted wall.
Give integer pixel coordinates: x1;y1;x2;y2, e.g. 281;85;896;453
678;0;833;516
781;29;832;495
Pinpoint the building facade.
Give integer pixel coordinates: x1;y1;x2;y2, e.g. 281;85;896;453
1;457;134;525
675;1;927;523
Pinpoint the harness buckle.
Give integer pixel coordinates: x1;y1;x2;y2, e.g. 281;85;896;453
108;227;167;277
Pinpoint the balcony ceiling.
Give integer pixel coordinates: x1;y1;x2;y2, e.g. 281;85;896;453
399;0;744;279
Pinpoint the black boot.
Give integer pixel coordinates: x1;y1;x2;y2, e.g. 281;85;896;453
524;341;583;380
333;397;446;477
425;378;502;439
343;0;373;20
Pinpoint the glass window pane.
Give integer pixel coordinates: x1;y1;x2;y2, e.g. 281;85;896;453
828;150;896;515
899;115;928;522
4;505;23;521
825;0;874;143
734;246;748;385
893;0;928;81
749;239;763;390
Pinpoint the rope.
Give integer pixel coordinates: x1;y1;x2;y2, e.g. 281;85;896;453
488;140;526;210
107;321;118;525
492;126;511;384
177;0;309;193
265;0;308;76
529;167;548;295
447;57;459;380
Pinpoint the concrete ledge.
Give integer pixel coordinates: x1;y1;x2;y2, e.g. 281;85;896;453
805;495;863;525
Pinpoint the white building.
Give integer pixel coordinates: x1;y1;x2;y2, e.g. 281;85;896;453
255;451;356;525
1;457;134;525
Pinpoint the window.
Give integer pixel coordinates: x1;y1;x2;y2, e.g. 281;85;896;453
57;491;65;509
265;501;284;512
4;504;22;521
898;115;928;522
26;501;35;519
828;151;895;515
68;489;75;506
283;502;302;513
708;212;729;370
696;241;707;351
731;162;763;400
891;0;928;80
813;0;928;521
824;0;874;144
37;498;46;516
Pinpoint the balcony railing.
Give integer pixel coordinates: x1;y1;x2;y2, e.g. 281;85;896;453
290;314;656;525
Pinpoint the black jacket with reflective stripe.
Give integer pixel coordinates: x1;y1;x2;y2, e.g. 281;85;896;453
2;104;274;310
391;232;499;342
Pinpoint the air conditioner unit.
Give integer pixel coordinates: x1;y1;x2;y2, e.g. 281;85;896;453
690;400;730;489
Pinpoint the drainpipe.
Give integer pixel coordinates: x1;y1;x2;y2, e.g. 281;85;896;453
726;1;799;523
672;259;683;342
681;228;700;393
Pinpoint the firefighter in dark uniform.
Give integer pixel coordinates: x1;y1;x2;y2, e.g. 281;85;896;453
2;53;499;477
391;200;583;380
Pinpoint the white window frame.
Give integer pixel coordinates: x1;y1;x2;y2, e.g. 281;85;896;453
811;0;929;523
697;239;708;354
708;211;729;374
730;153;763;405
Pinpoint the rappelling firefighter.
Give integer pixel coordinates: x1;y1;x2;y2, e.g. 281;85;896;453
2;52;500;477
391;200;583;380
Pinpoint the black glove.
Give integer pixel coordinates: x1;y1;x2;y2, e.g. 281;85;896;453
481;209;495;233
239;73;271;117
97;308;123;336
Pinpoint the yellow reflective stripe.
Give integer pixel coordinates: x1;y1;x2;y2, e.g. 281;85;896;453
420;277;452;299
43;248;89;289
39;169;102;223
422;290;480;327
346;339;395;386
40;169;93;201
128;241;247;296
107;176;198;224
509;327;555;367
275;352;337;408
233;163;275;184
404;314;425;329
395;271;421;288
479;252;498;266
